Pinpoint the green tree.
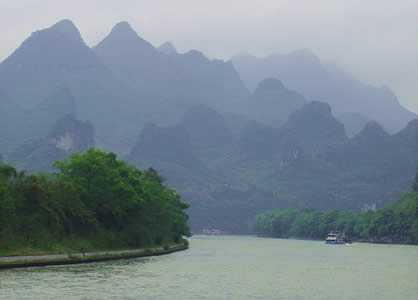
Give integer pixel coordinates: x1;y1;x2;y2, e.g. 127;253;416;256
0;149;190;255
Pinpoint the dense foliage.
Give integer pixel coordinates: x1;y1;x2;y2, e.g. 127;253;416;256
255;191;418;244
0;149;190;255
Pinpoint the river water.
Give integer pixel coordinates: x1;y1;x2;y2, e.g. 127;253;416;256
1;235;418;300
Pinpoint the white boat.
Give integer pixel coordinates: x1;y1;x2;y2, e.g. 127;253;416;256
325;231;346;244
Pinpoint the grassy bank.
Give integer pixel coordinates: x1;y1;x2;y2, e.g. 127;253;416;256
0;239;189;269
0;234;188;257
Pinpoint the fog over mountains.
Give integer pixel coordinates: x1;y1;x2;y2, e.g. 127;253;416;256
232;51;417;134
1;20;417;232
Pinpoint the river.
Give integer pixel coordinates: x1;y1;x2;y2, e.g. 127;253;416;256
1;235;418;299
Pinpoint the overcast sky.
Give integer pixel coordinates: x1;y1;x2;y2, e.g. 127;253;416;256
1;0;417;112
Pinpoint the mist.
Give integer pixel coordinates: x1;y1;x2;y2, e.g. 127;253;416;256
0;0;417;112
1;2;418;297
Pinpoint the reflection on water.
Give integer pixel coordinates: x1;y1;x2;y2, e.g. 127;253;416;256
1;235;418;300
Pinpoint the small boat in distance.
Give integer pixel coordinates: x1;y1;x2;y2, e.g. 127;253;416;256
325;231;347;244
201;228;225;235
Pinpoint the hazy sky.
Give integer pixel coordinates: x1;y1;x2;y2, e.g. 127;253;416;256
1;0;417;112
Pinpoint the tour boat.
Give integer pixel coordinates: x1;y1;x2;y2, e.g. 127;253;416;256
325;231;346;244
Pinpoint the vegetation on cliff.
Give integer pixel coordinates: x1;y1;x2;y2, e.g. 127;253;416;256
0;149;190;256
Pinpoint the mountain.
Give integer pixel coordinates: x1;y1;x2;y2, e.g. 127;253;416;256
0;90;24;153
0;20;139;152
227;108;415;213
179;105;233;150
158;42;178;55
0;20;107;109
126;122;218;224
336;112;369;137
239;78;306;127
126;118;276;233
232;50;417;133
25;87;77;138
394;119;418;150
125;102;350;231
0;20;248;153
232;50;326;92
128;123;201;171
94;22;161;92
0;87;79;154
237;121;278;160
124;100;418;233
8;115;95;171
94;22;249;119
278;101;347;153
325;121;397;175
2;20;418;233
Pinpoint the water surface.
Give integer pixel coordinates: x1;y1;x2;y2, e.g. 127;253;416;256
1;235;417;299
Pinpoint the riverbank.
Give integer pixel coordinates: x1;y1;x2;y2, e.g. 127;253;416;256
256;234;418;246
0;241;188;270
254;192;418;246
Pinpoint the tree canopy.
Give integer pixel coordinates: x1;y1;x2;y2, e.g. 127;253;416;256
0;149;190;255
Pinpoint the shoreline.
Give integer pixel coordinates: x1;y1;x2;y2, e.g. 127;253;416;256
195;234;418;246
0;242;188;270
254;235;418;246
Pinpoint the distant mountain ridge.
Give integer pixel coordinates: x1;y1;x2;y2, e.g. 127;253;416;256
127;101;418;232
0;20;141;151
1;19;418;233
0;20;248;153
158;42;178;55
232;51;417;133
238;78;306;128
94;21;249;121
0;19;112;109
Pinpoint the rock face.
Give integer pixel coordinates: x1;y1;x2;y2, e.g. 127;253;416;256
232;51;417;133
8;115;94;171
48;115;95;152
